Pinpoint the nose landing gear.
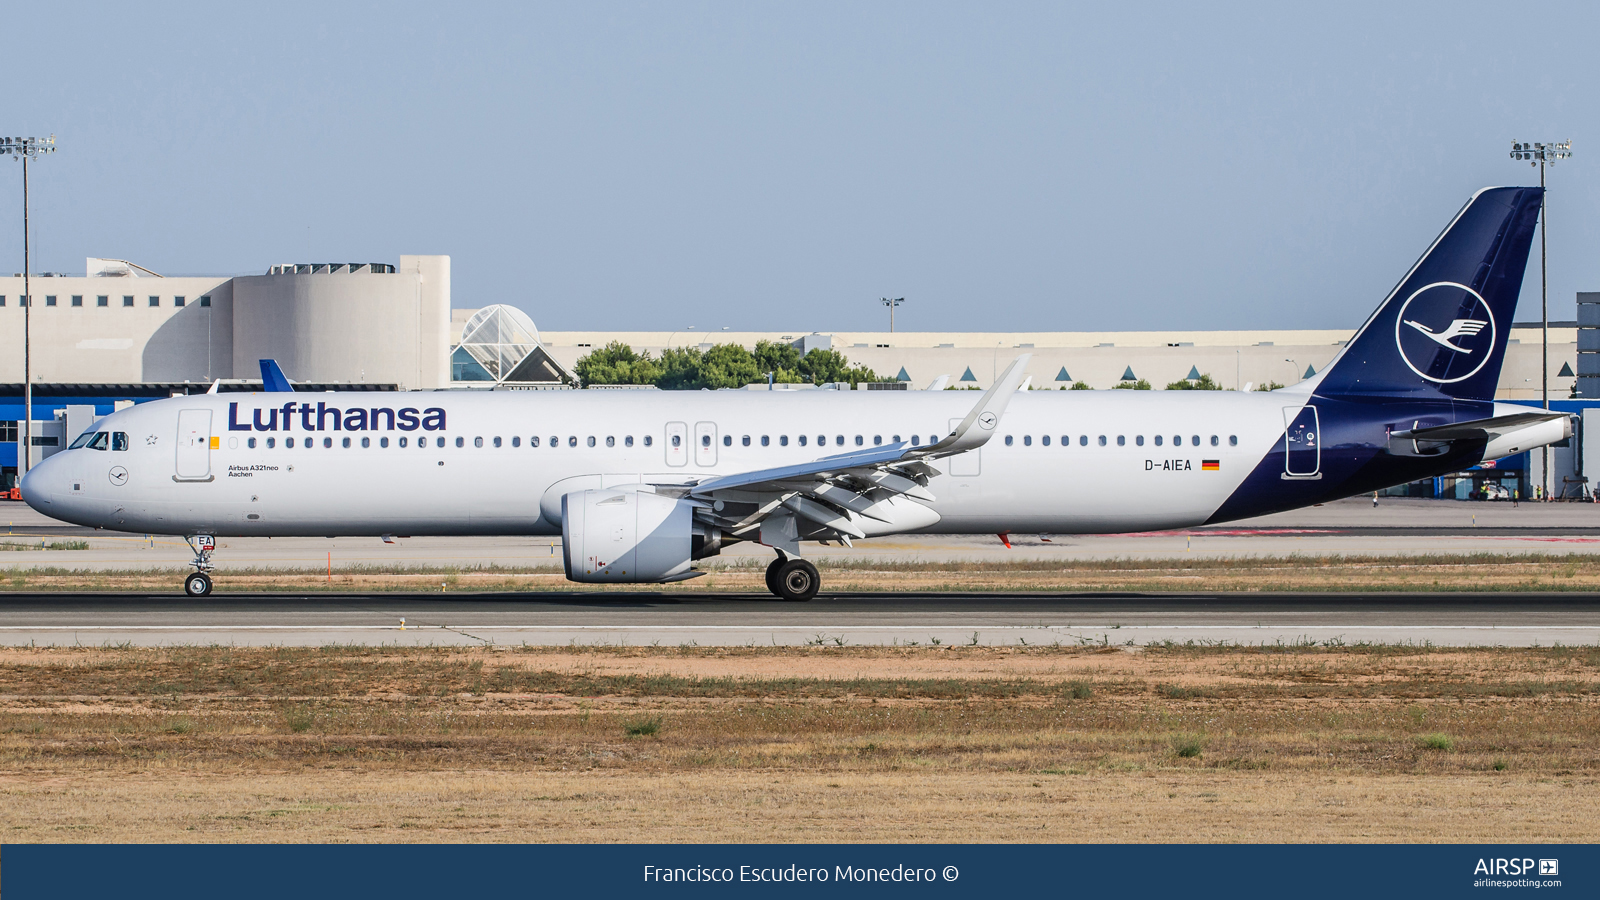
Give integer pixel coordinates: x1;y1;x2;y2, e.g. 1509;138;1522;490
184;534;215;597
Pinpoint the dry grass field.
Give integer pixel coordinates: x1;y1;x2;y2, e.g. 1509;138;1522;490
1;643;1597;842
7;551;1600;593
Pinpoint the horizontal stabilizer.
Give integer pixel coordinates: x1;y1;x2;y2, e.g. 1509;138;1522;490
1391;411;1567;441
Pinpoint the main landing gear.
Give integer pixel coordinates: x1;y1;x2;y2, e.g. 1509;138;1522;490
184;534;216;597
764;551;819;601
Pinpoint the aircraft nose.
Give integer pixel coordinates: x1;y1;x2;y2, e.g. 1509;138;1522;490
18;455;64;515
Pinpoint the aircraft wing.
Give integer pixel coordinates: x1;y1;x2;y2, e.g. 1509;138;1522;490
677;356;1031;553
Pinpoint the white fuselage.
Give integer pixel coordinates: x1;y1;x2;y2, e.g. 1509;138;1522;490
25;389;1298;537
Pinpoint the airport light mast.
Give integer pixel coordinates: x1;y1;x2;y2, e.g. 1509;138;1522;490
1;135;56;482
881;297;904;333
1510;140;1572;500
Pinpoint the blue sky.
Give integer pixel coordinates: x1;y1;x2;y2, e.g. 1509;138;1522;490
5;2;1597;333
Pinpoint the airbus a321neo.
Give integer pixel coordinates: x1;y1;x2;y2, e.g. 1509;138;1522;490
22;187;1567;599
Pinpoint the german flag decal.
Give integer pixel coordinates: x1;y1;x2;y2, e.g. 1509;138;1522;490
1201;459;1220;471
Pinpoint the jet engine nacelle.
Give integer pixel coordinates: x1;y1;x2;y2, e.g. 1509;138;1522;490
561;489;695;583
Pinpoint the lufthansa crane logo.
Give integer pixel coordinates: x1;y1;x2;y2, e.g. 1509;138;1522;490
1393;281;1496;384
978;412;997;430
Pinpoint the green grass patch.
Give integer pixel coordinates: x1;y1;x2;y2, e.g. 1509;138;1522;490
1419;732;1455;751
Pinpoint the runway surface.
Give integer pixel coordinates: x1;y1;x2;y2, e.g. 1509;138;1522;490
3;591;1597;648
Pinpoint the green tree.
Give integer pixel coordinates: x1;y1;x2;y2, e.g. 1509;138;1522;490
1254;380;1285;391
795;349;881;386
656;346;707;390
752;340;805;383
574;341;662;386
1112;378;1152;390
1165;373;1223;390
698;343;762;389
1068;381;1093;390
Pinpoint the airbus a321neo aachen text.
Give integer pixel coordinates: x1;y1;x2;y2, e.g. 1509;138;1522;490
22;187;1567;599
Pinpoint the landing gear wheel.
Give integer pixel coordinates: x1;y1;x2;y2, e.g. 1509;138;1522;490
765;557;785;595
773;558;820;602
184;572;213;597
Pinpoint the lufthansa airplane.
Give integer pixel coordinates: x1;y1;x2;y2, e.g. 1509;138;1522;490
21;187;1569;600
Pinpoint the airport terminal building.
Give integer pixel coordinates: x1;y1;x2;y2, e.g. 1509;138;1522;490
1;257;1595;498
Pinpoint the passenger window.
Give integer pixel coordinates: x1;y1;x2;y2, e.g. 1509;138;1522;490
322;437;332;448
361;437;369;448
761;435;770;446
671;435;680;448
742;435;751;446
1172;435;1181;446
855;435;863;446
798;435;808;446
567;436;576;447
779;435;788;446
910;435;920;446
343;437;352;448
381;437;389;448
1191;435;1200;446
456;437;466;448
248;437;257;449
1117;435;1126;446
892;434;900;443
701;435;710;447
1041;435;1050;446
494;436;503;448
873;435;882;445
1210;435;1219;446
643;435;653;447
1097;435;1106;446
624;436;633;447
587;436;596;448
529;436;539;447
1005;435;1013;446
723;435;732;447
1229;435;1238;446
822;435;829;446
287;438;296;448
1024;435;1032;446
438;437;447;448
1155;435;1163;446
1080;435;1089;446
512;437;520;447
112;432;128;451
268;437;277;448
605;436;614;447
1135;435;1143;446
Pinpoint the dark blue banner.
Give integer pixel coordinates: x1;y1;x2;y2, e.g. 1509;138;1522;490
3;844;1593;899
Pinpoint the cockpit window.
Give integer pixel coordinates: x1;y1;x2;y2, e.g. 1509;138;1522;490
88;432;109;450
69;432;96;449
112;432;129;451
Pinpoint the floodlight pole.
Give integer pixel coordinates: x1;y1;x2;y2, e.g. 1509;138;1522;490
881;297;904;333
2;136;56;481
1510;140;1572;500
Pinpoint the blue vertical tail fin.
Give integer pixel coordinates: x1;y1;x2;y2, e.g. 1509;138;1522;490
1314;187;1543;402
259;359;295;393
